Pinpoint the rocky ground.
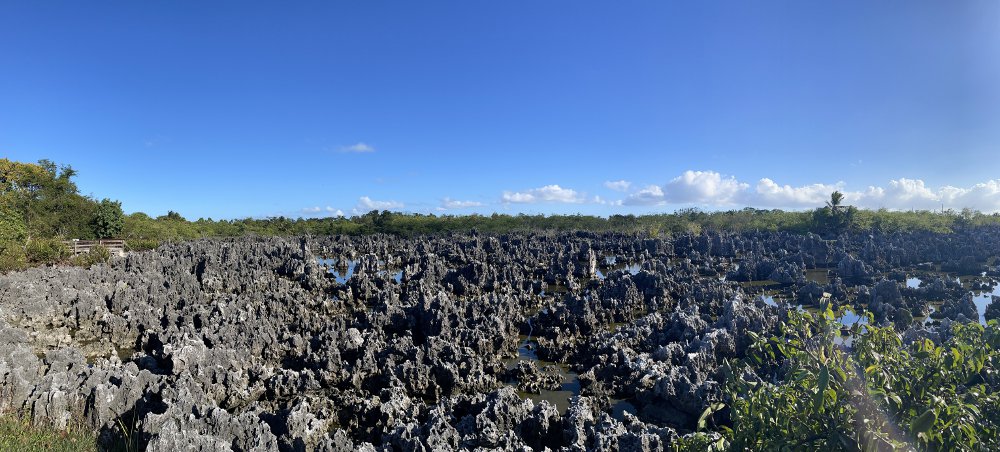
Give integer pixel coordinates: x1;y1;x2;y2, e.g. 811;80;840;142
1;229;999;451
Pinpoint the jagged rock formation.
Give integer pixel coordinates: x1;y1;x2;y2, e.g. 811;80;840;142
1;228;998;450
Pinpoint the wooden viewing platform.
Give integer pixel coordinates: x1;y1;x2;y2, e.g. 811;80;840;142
64;239;126;256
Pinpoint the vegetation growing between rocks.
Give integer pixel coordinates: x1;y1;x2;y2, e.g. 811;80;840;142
679;307;1000;451
0;414;94;451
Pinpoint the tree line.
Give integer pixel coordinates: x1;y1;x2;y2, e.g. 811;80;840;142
3;158;1000;271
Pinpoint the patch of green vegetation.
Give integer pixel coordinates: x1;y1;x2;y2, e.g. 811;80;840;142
686;304;1000;450
69;245;111;268
114;205;1000;244
0;414;94;452
7;157;1000;273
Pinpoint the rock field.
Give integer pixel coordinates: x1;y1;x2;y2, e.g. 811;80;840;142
2;229;1000;450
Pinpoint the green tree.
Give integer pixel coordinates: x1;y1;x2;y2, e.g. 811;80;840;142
92;198;124;238
0;206;28;272
826;190;844;213
159;210;186;222
0;206;27;243
814;191;855;235
0;158;96;238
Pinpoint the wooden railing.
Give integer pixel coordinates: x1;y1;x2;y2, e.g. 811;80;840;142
63;239;126;256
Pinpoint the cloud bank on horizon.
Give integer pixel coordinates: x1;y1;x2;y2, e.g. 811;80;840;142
615;170;1000;212
300;170;1000;218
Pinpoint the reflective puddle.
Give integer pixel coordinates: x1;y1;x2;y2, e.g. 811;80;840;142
504;318;580;414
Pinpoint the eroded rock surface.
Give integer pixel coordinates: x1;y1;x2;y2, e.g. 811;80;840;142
1;228;998;450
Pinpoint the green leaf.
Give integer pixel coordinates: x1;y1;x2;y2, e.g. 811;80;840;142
833;365;847;384
889;394;902;409
951;347;963;367
696;402;725;431
814;365;829;412
910;409;937;436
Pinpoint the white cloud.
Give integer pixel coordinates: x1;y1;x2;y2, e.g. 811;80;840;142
353;196;403;214
617;171;1000;212
855;179;941;210
590;195;622;206
502;191;535;203
502;185;585;204
882;178;939;208
623;185;667;206
440;197;484;209
308;172;1000;218
754;178;846;208
663;170;748;205
592;195;622;206
756;177;1000;212
852;178;1000;212
945;181;1000;212
339;142;375;153
302;206;344;217
604;180;632;192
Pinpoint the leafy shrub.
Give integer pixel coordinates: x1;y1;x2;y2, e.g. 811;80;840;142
92;198;124;239
723;306;902;450
25;238;70;264
672;432;727;451
856;321;1000;450
720;306;1000;451
70;245;111;268
0;207;27;243
0;242;27;273
124;238;160;252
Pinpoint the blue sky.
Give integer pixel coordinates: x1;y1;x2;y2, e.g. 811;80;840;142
2;1;999;218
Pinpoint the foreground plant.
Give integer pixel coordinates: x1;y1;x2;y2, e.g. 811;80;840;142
856;321;1000;450
723;306;899;450
699;305;1000;451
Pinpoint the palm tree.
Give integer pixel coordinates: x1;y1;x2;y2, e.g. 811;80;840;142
826;191;844;213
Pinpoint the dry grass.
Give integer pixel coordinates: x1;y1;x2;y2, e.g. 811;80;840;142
0;414;95;451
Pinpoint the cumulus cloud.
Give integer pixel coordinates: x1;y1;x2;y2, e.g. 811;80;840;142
775;177;1000;212
623;185;667;206
339;142;375;153
853;178;1000;212
502;185;585;204
353;196;403;214
663;170;748;205
617;170;1000;212
309;171;1000;218
604;180;632;192
876;178;940;209
949;181;1000;212
440;197;484;210
754;178;845;208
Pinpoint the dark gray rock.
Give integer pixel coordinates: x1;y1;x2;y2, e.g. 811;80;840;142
1;228;999;449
